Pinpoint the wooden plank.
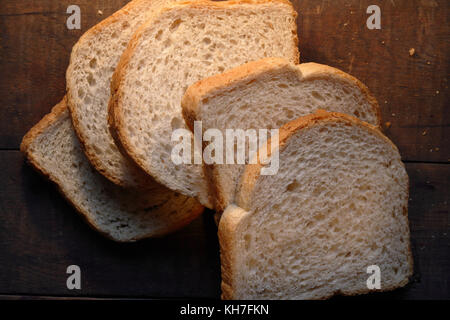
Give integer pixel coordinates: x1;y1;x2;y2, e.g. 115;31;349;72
0;151;220;298
0;0;129;149
0;0;448;162
294;0;449;163
0;151;448;298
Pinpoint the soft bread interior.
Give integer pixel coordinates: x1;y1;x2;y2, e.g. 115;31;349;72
219;113;412;299
182;58;381;211
21;100;203;242
66;0;179;187
109;0;299;208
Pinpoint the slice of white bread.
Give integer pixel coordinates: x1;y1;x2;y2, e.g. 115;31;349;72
182;58;381;211
108;0;300;208
219;111;412;299
66;0;180;188
21;98;203;242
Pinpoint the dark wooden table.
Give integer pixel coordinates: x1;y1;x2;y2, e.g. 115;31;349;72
0;0;448;299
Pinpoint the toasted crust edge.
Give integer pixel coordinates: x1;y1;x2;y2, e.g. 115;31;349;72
231;111;413;298
108;0;299;208
298;62;382;127
182;58;381;132
21;98;204;242
181;58;294;211
66;0;159;188
181;58;382;211
218;204;250;300
220;112;413;299
238;111;395;209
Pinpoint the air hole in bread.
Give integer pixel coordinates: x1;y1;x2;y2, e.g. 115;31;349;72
87;73;96;87
312;91;325;102
171;117;183;130
89;58;97;69
170;19;183;32
286;180;300;192
247;258;257;269
318;127;329;134
155;30;163;40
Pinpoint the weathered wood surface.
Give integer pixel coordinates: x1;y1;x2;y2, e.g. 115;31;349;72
0;0;448;299
297;0;449;163
0;152;221;298
0;0;448;161
0;152;448;298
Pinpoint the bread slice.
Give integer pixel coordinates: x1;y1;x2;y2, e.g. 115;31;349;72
182;58;381;211
219;111;412;299
66;0;180;188
21;98;203;242
109;0;300;208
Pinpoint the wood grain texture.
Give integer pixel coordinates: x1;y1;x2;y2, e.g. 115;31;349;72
0;0;129;149
0;151;450;298
0;0;448;163
0;152;220;298
0;0;449;299
0;151;448;298
294;0;449;163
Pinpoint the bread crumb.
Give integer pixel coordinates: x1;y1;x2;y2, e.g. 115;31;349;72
385;121;391;128
97;10;103;15
344;22;349;26
422;130;427;136
409;48;415;56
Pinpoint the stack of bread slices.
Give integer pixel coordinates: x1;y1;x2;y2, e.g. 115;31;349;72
21;0;413;299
